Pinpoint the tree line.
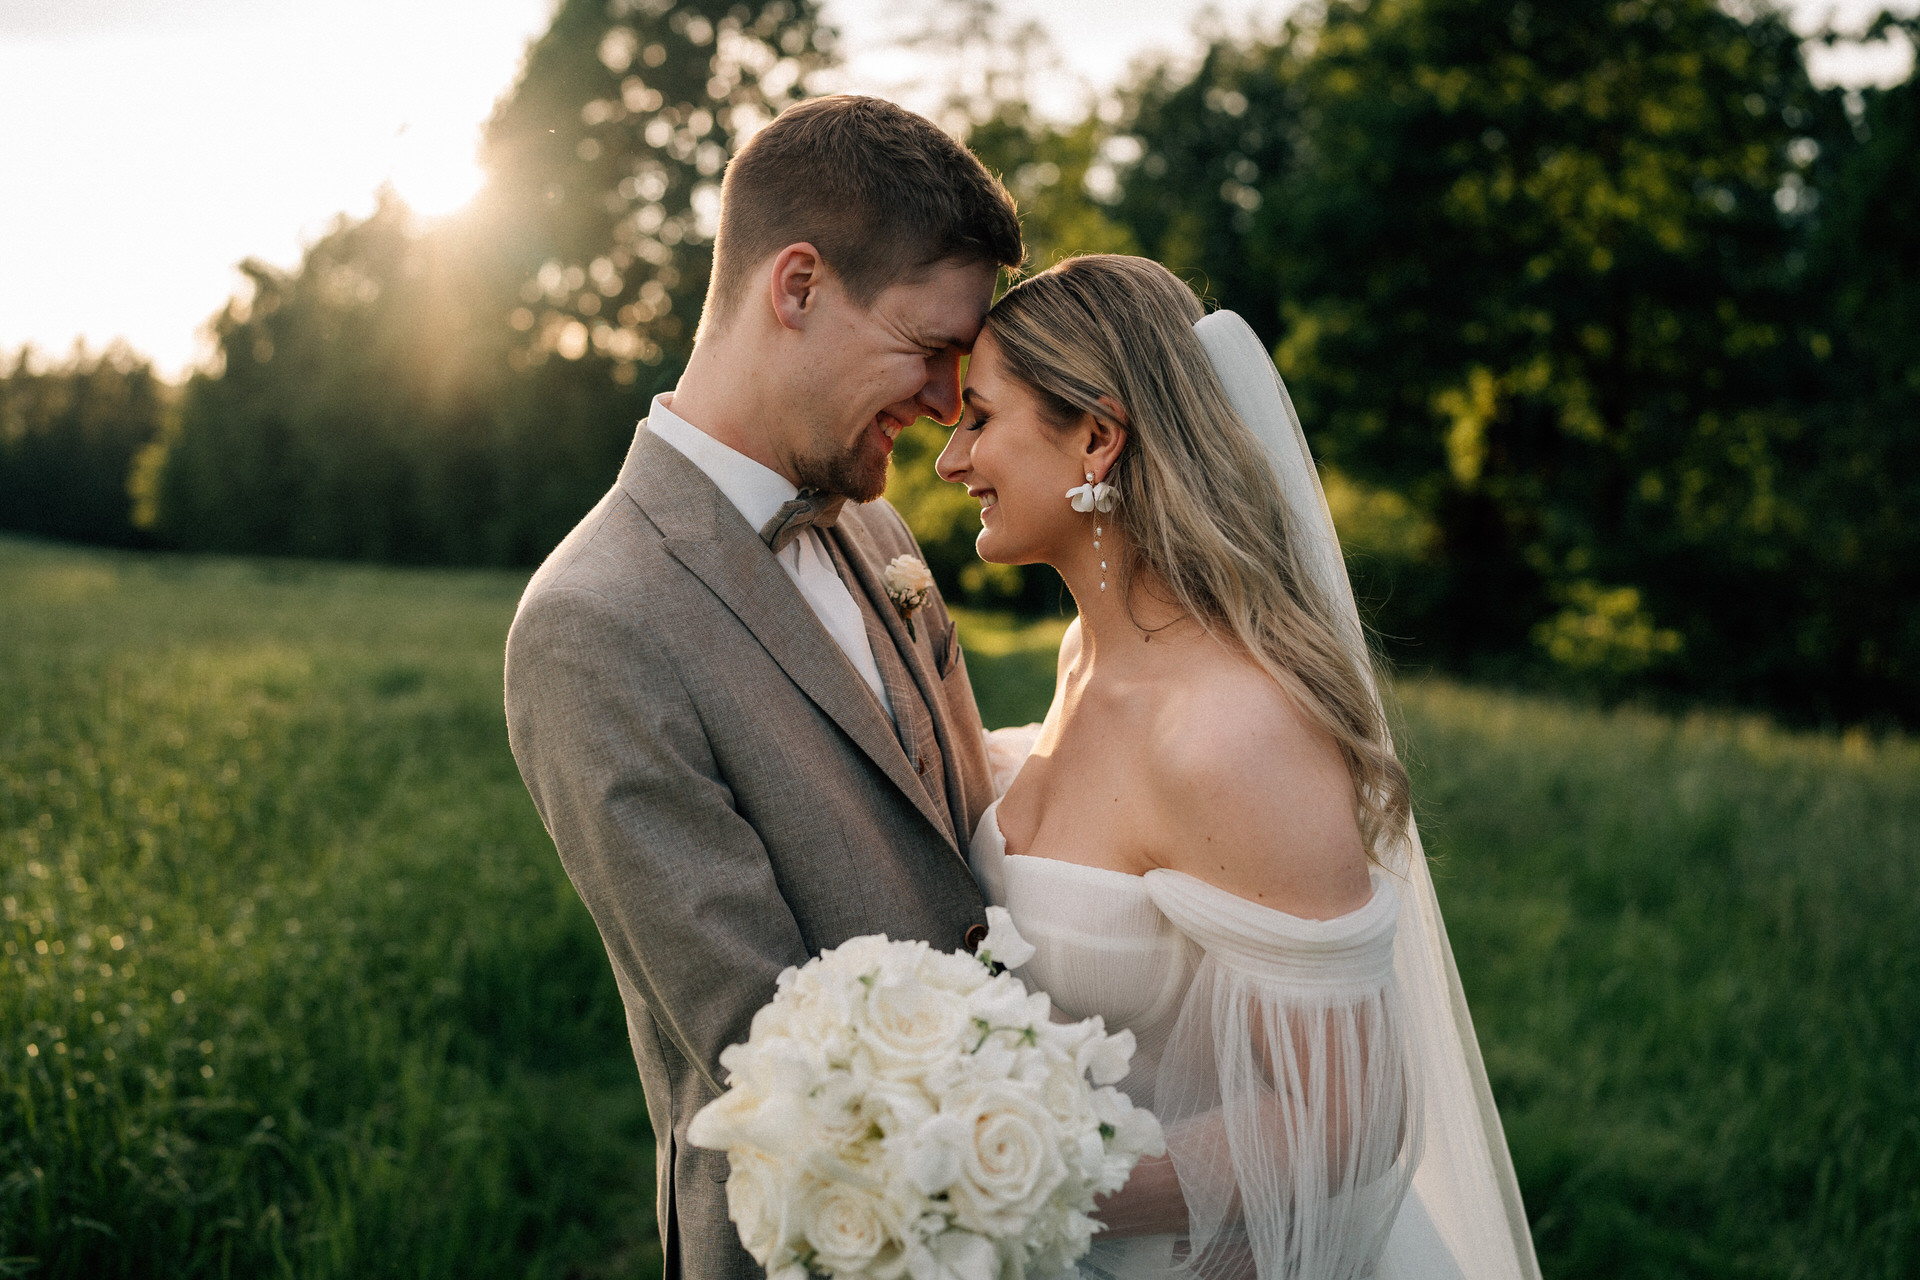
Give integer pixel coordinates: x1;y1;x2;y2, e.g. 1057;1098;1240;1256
3;0;1915;726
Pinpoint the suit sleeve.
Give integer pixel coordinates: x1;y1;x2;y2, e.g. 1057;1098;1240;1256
505;582;810;1097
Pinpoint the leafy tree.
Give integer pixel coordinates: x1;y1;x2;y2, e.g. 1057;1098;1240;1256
149;0;830;564
1107;0;1916;722
0;343;168;547
473;0;831;382
1784;15;1920;721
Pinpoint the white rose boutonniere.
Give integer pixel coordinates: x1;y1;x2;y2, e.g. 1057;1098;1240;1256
883;554;936;641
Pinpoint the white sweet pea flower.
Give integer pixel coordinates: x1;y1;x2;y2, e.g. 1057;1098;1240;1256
907;1230;998;1280
1078;1027;1136;1086
976;906;1036;970
902;1112;969;1195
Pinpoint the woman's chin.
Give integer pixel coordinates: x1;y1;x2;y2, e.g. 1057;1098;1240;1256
973;529;1016;566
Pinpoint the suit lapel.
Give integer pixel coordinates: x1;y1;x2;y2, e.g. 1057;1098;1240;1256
620;425;957;850
831;513;973;853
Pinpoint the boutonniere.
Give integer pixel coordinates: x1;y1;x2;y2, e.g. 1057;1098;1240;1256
882;554;936;641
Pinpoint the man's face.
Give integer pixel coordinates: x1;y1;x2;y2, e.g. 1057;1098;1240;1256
785;258;998;502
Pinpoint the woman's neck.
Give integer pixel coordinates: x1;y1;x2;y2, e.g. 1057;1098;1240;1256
1055;535;1204;677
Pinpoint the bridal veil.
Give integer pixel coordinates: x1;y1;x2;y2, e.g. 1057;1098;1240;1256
1190;311;1542;1280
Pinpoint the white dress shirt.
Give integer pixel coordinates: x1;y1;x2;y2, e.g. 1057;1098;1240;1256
647;394;894;720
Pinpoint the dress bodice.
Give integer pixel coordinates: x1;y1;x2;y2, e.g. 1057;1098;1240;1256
968;797;1401;1108
970;797;1199;1106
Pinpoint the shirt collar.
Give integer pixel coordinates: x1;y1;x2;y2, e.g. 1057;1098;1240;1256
646;393;799;535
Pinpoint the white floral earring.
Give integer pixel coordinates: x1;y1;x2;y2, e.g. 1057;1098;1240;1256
1064;472;1119;591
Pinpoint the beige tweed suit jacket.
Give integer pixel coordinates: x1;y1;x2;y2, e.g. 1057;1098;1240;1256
505;421;996;1280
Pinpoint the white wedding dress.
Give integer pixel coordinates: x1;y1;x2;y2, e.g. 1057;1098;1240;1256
962;312;1541;1280
975;782;1468;1280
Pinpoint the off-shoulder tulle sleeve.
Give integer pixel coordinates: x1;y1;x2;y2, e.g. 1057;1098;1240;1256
1141;870;1420;1280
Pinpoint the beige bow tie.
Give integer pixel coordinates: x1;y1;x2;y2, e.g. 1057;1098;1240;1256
760;489;847;554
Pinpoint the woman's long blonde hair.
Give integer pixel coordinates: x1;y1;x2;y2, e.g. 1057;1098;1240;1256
985;255;1411;860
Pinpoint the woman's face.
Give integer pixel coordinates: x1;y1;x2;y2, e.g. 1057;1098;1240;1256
936;329;1089;567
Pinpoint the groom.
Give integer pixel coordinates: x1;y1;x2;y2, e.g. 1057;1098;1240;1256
504;96;1024;1280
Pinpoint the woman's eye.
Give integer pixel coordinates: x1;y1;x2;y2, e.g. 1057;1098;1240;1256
966;412;992;432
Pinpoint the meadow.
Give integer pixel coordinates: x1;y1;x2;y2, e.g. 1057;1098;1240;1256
2;535;1915;1277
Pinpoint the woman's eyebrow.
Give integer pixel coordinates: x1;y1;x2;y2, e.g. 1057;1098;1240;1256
961;386;995;410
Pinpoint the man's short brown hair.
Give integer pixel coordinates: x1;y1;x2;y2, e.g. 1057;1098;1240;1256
705;96;1024;326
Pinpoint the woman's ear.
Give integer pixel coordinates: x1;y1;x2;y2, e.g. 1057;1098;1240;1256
768;243;823;331
1084;396;1129;482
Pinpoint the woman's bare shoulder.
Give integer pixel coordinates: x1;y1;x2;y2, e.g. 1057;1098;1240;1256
1140;650;1373;918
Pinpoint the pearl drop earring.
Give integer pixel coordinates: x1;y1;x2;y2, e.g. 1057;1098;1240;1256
1064;471;1119;591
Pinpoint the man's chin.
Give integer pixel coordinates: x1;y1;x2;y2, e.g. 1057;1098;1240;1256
798;450;891;504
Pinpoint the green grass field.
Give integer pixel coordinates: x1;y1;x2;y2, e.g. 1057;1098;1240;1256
2;536;1915;1277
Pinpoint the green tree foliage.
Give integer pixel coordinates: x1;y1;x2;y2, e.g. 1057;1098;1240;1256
148;0;828;563
0;344;168;548
475;0;831;380
1103;0;1917;723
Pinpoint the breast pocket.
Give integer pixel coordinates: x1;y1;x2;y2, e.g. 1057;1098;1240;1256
933;615;961;678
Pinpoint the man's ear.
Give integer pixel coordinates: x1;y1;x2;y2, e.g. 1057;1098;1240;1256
768;243;824;332
1084;395;1129;481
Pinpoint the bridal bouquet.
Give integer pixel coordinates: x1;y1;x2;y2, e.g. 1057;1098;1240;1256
688;909;1165;1280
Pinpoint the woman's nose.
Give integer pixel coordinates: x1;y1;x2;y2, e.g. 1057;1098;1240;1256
935;428;969;483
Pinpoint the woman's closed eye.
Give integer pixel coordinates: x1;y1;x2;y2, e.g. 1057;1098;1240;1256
963;410;993;432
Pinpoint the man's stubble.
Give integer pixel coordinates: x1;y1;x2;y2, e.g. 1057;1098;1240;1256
793;428;891;504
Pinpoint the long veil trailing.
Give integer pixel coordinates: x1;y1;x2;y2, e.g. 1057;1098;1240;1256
1192;311;1542;1280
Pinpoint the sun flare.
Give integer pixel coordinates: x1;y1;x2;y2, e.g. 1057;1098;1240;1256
388;121;486;218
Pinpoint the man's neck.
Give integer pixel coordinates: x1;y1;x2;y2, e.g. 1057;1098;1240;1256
665;338;797;483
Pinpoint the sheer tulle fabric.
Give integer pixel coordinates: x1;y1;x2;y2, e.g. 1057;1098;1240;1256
1146;872;1418;1280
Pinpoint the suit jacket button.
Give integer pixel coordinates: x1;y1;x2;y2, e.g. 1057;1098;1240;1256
963;923;988;953
915;755;926;775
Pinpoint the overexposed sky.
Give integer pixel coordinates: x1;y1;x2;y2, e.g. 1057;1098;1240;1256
0;0;1910;377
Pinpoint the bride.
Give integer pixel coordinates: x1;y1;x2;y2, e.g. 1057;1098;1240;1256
935;256;1541;1280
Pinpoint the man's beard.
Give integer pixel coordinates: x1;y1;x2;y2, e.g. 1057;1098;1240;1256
794;433;890;503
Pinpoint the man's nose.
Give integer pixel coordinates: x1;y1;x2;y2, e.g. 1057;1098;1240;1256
916;350;965;427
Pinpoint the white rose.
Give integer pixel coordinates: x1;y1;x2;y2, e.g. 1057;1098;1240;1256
864;971;971;1073
945;1082;1070;1236
723;1150;793;1265
800;1178;909;1278
916;946;993;995
884;554;936;597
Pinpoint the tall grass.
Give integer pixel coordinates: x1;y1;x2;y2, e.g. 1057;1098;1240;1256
3;537;1915;1277
0;538;656;1277
1397;684;1920;1278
